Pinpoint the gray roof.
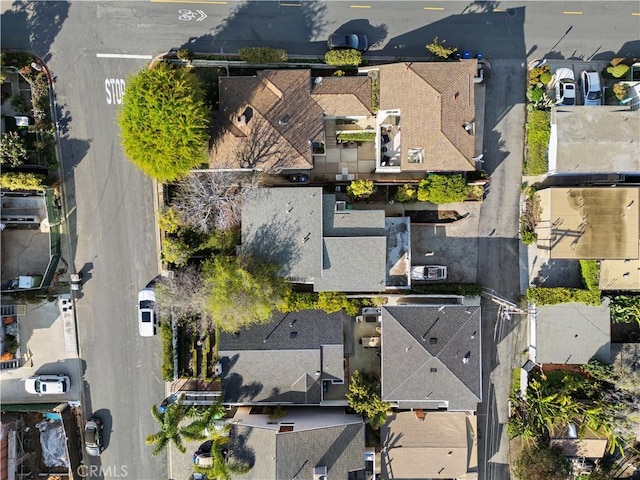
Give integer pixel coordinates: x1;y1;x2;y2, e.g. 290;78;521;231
381;305;482;411
218;310;346;404
242;188;387;292
242;187;323;282
381;411;472;479
535;303;610;364
231;412;365;480
550;106;640;174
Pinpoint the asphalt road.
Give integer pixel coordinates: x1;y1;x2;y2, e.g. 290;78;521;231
1;1;639;479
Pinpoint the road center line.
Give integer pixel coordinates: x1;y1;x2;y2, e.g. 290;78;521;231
423;6;444;10
562;11;583;15
151;0;227;3
632;12;640;15
96;53;153;59
350;5;371;8
280;2;302;6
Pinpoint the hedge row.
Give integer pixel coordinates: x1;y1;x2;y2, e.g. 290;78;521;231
526;287;601;306
238;47;288;64
525;110;550;175
160;321;174;381
280;291;359;316
337;131;376;142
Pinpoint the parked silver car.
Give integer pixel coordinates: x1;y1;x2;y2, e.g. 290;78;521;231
580;70;602;106
554;68;576;106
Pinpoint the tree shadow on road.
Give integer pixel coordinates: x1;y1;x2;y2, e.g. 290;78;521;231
0;1;70;59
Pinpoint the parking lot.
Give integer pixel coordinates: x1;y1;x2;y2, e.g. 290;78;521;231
409;202;481;284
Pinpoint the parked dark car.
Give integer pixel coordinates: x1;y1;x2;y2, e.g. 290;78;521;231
287;174;310;184
327;33;369;52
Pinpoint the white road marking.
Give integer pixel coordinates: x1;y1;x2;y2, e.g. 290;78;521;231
105;78;126;105
96;53;153;59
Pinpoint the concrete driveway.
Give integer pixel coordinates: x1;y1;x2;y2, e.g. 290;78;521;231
0;297;82;405
409;202;481;284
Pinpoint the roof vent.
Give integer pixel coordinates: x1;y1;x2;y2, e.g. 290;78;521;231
290;331;298;339
237;115;246;126
335;201;347;212
463;352;471;364
430;337;438;345
315;77;323;85
430;367;438;373
289;319;297;328
233;332;240;339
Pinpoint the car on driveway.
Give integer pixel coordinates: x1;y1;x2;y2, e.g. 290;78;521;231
138;288;157;337
327;33;369;52
580;70;603;106
84;417;103;457
25;374;70;395
411;265;448;281
554;68;576;106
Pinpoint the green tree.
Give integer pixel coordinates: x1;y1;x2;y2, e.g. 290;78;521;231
145;403;205;455
426;36;457;59
346;370;390;429
606;64;630;78
0;131;28;167
0;172;47;191
325;49;362;67
394;184;417;203
417;174;470;204
513;444;570;480
317;292;358;316
202;256;290;332
118;62;209;182
346;179;375;200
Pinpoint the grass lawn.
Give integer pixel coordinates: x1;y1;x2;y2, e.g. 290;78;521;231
524;110;550;175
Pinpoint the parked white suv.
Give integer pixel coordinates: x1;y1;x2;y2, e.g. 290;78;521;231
25;374;70;395
580;70;602;106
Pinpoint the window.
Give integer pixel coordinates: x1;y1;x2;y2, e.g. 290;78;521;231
408;148;424;163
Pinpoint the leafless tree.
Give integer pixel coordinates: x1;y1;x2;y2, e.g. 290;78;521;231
171;171;260;234
155;266;208;323
233;117;298;173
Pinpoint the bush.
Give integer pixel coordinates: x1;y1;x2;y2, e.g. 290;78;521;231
157;207;184;234
161;236;194;267
609;295;640;324
336;131;376;142
539;72;552;84
347;179;375;200
613;82;628;101
0;172;47;191
0;131;28;167
526;86;544;103
238;47;288;64
394;184;417;203
176;49;194;61
579;260;600;291
525;110;550;175
606;64;630;78
521;230;537;245
410;283;481;296
426;36;457;59
526;287;601;306
333;70;345;77
416;174;470;204
513;444;570;480
280;291;359;316
529;65;550;85
160;322;174;381
325;49;362;67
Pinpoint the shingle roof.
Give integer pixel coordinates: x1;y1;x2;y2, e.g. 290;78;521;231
311;76;372;116
535;303;610;364
211;70;324;171
381;305;482;411
378;61;477;172
242;187;323;282
230;409;365;480
381;411;472;479
218;310;346;404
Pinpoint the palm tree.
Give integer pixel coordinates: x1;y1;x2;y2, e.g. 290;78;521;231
145;403;206;455
195;446;251;480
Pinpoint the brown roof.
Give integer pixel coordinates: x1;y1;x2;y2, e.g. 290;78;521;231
378;61;477;172
381;411;475;479
210;70;324;171
311;76;372;116
550;424;609;459
536;187;640;260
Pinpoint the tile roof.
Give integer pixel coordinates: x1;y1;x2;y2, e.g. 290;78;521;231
534;303;610;364
381;411;473;479
378;61;477;172
381;305;482;411
218;310;346;404
311;76;372;116
211;70;324;171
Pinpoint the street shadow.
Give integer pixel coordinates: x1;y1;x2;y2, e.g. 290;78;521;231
0;1;70;58
178;1;328;54
331;19;388;49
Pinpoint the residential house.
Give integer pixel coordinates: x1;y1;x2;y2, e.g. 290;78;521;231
528;302;611;365
217;310;346;405
381;304;482;411
241;187;411;292
550;423;609;461
381;411;477;480
209;62;480;176
547;106;640;175
229;407;367;480
535;187;640;290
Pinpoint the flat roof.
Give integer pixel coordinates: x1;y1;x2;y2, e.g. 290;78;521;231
537;187;639;259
